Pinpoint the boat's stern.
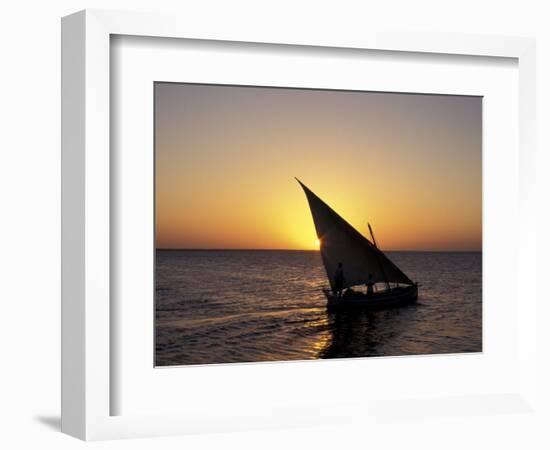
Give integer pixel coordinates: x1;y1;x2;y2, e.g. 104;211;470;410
322;288;339;307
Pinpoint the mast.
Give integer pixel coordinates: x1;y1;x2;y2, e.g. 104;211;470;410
368;223;391;291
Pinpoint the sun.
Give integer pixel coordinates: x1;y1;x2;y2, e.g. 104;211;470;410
315;238;321;249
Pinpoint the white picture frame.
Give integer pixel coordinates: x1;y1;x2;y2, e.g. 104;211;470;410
61;9;537;441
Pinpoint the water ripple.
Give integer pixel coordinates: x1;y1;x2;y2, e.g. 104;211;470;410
155;250;482;366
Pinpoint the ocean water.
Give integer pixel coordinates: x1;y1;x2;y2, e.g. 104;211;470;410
155;250;482;366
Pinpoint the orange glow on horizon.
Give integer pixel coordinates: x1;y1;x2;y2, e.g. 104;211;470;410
155;84;482;252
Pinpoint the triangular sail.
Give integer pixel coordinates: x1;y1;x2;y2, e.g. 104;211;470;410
297;179;413;290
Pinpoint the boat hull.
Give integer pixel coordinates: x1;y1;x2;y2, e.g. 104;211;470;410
324;284;418;310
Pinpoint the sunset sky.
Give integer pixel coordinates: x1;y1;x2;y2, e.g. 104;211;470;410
155;83;481;251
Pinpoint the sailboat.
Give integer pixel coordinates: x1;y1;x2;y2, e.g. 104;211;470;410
296;178;418;309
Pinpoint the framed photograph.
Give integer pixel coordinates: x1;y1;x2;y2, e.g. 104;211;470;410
62;9;537;440
153;82;482;367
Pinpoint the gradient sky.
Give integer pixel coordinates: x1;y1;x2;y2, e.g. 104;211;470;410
155;83;481;251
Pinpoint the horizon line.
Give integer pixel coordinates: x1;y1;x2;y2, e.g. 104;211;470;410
156;247;482;253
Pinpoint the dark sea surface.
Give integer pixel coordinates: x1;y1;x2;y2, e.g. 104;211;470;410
155;250;482;366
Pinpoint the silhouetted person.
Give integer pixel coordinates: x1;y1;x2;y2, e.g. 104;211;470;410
366;273;374;296
334;262;345;298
